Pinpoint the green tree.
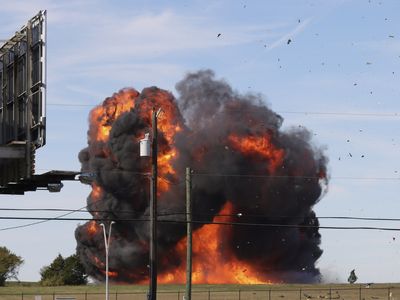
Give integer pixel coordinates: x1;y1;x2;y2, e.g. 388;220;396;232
40;254;87;286
40;254;65;286
63;254;88;285
0;246;23;286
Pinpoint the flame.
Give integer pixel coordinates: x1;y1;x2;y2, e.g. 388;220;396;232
157;202;273;284
89;89;139;143
93;255;119;278
91;183;103;201
228;134;284;173
132;89;182;194
92;255;104;267
100;270;119;278
87;221;100;237
78;77;326;285
107;271;118;277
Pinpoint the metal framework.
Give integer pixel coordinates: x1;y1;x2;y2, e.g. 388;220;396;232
0;11;47;188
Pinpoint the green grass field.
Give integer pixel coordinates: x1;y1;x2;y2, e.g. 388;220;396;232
1;282;399;300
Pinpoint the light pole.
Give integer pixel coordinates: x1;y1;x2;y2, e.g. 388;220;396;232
100;221;115;300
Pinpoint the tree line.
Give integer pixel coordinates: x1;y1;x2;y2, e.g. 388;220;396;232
0;246;87;286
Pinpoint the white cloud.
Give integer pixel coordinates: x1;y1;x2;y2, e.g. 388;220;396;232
268;17;313;50
49;9;290;68
69;62;185;88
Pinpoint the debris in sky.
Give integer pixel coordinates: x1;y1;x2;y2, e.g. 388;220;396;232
264;44;267;48
347;139;350;142
389;35;395;38
353;83;358;86
298;19;301;23
349;153;353;157
393;237;396;241
287;39;292;44
243;4;246;8
348;269;358;284
366;62;372;65
361;155;365;158
217;33;221;38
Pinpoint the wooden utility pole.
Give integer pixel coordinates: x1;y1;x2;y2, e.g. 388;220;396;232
149;109;160;300
185;167;193;300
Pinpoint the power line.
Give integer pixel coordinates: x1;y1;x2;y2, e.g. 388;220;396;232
31;168;400;181
278;111;399;117
46;103;400;118
1;216;400;231
0;206;87;232
2;208;400;222
192;172;399;181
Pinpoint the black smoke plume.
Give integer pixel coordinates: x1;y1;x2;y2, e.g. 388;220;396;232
75;70;328;283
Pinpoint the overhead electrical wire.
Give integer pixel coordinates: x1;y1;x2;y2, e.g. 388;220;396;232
192;173;399;181
0;206;87;232
2;208;400;222
0;216;400;232
46;102;400;118
31;168;400;181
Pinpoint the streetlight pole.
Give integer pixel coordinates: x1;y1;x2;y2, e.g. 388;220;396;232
100;221;115;300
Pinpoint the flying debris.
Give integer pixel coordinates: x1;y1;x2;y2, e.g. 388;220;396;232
287;39;292;44
75;70;328;284
348;269;358;284
217;33;222;37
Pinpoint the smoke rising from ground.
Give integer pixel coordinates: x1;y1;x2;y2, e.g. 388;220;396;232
76;70;328;283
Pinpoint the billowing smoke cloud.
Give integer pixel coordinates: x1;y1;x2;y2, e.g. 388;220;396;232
75;70;328;284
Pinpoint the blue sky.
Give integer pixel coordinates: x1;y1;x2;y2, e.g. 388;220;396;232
0;0;399;283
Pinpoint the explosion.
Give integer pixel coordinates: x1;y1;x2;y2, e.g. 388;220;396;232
75;70;328;284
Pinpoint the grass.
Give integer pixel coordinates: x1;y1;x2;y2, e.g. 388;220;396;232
1;282;400;300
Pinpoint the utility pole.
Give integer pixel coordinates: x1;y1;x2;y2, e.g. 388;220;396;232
149;108;161;300
185;167;193;300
